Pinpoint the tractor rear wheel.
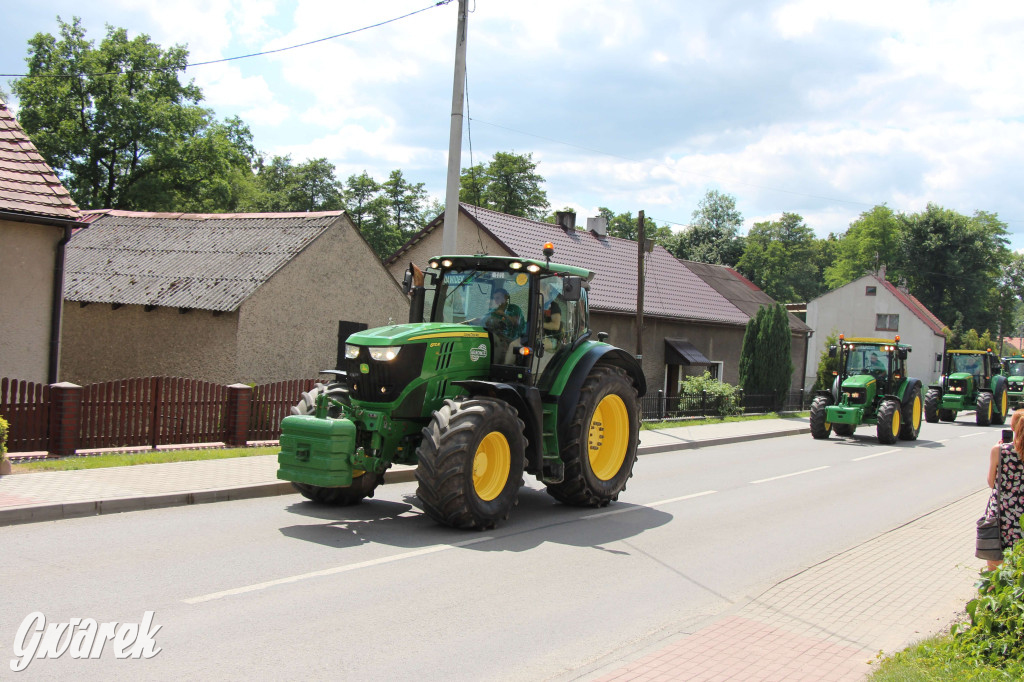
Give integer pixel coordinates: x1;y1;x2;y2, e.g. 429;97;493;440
833;423;855;437
810;395;833;439
415;398;526;529
976;392;993;426
992;384;1009;426
924;388;941;423
289;384;383;506
899;385;922;441
876;399;901;445
546;365;640;507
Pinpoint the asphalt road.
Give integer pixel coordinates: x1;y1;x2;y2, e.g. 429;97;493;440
0;417;994;681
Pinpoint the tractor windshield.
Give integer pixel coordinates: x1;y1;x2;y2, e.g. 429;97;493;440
948;354;984;376
1005;359;1024;376
432;268;531;340
845;346;888;376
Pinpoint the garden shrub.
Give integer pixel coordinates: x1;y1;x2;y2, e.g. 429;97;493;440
680;371;742;417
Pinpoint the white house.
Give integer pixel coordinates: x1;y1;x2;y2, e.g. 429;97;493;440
805;274;946;389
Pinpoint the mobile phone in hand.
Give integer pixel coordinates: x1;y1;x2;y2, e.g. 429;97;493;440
1003;429;1013;444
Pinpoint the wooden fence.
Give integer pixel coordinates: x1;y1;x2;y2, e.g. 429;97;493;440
0;376;318;455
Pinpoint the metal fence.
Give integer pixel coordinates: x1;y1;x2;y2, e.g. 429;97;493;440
640;388;810;422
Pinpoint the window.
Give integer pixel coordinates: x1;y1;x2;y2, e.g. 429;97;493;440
876;313;899;331
865;286;877;296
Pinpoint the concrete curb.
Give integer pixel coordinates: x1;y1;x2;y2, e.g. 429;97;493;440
0;427;807;527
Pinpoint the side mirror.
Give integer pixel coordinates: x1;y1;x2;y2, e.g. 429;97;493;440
828;345;837;358
402;268;413;294
562;276;582;302
898;348;908;360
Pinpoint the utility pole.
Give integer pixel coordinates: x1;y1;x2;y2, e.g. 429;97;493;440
441;0;468;255
636;210;645;362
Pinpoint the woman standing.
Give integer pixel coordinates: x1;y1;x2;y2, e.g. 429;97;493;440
983;409;1024;570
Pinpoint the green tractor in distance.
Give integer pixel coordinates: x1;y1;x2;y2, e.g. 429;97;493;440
924;350;1008;426
1001;356;1024;412
277;248;646;530
810;335;923;444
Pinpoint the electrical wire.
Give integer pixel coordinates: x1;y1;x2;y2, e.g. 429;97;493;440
0;1;454;79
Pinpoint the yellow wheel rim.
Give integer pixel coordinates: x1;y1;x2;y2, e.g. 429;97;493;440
912;395;922;430
891;408;901;438
473;432;510;501
824;421;832;431
1001;392;1008;416
589;394;629;481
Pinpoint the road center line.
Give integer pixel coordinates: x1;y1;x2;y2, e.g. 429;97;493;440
750;466;829;485
959;432;990;438
582;490;718;520
183;536;494;604
853;449;899;461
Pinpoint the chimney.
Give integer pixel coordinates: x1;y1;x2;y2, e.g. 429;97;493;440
587;216;608;237
555;211;576;233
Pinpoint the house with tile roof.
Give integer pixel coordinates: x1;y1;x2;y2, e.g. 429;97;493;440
60;209;410;385
0;101;83;384
805;273;947;389
386;204;810;395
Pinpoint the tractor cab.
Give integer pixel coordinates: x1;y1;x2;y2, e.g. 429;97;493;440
1002;356;1024;410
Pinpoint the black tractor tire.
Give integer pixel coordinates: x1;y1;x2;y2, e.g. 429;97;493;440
415;398;526;529
876;399;901;445
976;392;993;426
810;395;833;440
546;365;640;507
833;423;855;437
289;384;382;506
938;408;957;422
899;385;923;441
992;383;1009;426
924;388;941;424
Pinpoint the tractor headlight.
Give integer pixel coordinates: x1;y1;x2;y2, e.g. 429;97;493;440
344;344;361;360
368;346;402;362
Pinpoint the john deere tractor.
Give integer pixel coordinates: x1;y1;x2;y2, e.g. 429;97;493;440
277;248;646;530
810;335;923;444
924;350;1008;426
1001;356;1024;411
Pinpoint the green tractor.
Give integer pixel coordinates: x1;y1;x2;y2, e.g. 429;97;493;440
1001;356;1024;411
810;335;923;444
277;248;646;530
924;350;1008;426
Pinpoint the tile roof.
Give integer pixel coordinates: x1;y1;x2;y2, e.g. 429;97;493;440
0;101;81;221
64;210;344;311
683;260;812;332
874;275;946;336
397;204;750;326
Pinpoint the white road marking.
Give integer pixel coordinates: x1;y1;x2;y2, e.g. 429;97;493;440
749;466;829;485
582;490;718;519
959;432;991;438
853;449;899;461
184;536;494;604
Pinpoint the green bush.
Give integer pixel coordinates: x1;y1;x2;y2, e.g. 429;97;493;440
680;371;742;417
951;540;1024;671
0;414;8;459
813;330;840;391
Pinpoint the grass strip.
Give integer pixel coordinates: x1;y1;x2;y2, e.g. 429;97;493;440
12;446;278;473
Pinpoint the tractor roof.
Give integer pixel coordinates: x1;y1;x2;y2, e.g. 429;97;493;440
947;349;995;355
428;254;594;280
842;337;911;349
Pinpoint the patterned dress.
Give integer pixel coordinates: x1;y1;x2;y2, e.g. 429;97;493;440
987;443;1024;550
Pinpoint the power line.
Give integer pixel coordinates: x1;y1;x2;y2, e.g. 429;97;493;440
0;1;453;79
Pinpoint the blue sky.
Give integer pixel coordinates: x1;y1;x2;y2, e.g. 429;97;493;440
4;1;1023;248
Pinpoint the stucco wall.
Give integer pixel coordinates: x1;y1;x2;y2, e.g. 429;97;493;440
386;212;512;281
237;215;410;383
805;275;945;388
0;220;63;383
60;304;239;384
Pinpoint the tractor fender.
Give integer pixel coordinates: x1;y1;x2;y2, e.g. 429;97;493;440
896;378;923;405
555;346;646;433
451;380;545;475
991;375;1008;395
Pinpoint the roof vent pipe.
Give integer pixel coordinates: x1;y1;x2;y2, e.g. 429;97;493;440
555;211;576;233
587;216;608;237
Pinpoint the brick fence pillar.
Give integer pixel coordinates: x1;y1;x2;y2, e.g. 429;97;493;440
224;384;252;447
49;382;83;457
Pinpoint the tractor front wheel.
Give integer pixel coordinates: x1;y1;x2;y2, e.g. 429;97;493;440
939;408;957;422
899;386;922;441
810;395;833;439
834;423;855;437
877;399;901;445
546;365;640;507
415;398;526;529
924;388;941;423
290;384;383;506
976;392;993;426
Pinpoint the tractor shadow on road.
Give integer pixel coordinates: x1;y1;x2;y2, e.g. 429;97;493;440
278;485;673;553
